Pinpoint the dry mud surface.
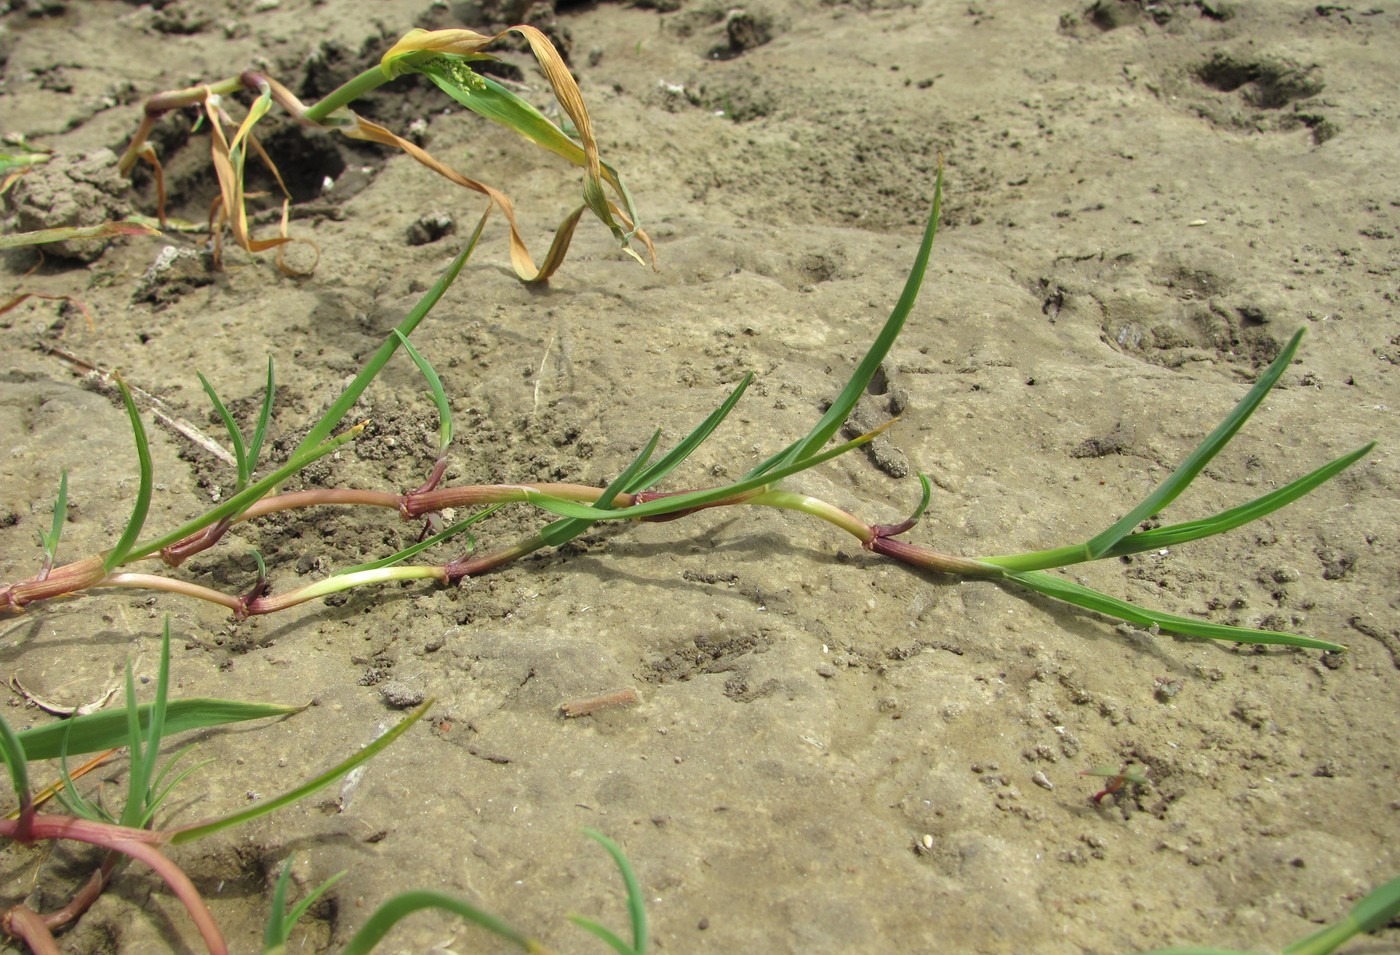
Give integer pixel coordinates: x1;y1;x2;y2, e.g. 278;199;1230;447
1;0;1398;952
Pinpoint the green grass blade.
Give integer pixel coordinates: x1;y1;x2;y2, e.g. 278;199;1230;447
584;828;647;955
0;220;160;250
105;376;154;571
265;860;347;951
248;358;276;482
279;869;346;945
747;166;941;478
1007;569;1343;650
198;371;249;485
140;621;175;817
1283;875;1400;955
627;374;752;493
120;620;173;829
415;62;640;241
0;140;50;177
338;890;541;955
336;506;499;575
904;473;933;526
129;424;362;561
144;749;214;828
1109;443;1375;554
265;858;297;950
287;213;484;465
567;917;635;955
528;377;754;549
522;423;891;523
146;620;173;770
38;470;68;561
17;698;304;761
169;699;431;844
1084;328;1306;559
984;442;1377;573
536;430;662;549
392;330;452;456
118;659;145;829
0;713;32;811
428;66;584;172
1346;875;1400;934
56;724;106;822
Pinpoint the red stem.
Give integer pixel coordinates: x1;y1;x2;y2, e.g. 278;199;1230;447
1;905;61;955
0;815;226;955
867;535;1003;578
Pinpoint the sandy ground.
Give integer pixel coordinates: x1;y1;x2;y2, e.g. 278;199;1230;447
1;0;1397;952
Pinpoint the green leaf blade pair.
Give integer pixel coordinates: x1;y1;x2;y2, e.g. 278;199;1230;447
416;63;642;243
288;214;485;465
198;359;275;491
570;828;648;955
1083;328;1305;561
334;828;646;955
128;420;364;562
981;441;1375;575
533;370;759;549
336;506;500;576
520;421;892;525
264;861;346;952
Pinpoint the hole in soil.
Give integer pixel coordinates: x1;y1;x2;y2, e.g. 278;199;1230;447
244;123;347;203
1193;53;1324;109
867;364;889;396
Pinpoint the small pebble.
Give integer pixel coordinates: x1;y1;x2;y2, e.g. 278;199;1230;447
407;212;456;246
379;681;425;709
1032;771;1054;791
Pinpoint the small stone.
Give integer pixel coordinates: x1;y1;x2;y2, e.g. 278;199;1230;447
407;212;456;246
379;681;425;709
1231;694;1273;730
1032;771;1054;791
724;10;772;54
133;246;215;306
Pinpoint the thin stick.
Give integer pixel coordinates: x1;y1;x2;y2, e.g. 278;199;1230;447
40;345;235;466
560;689;640;718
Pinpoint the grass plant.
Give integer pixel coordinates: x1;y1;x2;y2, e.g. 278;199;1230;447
1;72;1388;943
279;828;649;955
0;169;1374;651
114;26;653;281
0;620;428;952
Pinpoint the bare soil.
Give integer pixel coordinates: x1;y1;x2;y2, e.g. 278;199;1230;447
1;1;1397;952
